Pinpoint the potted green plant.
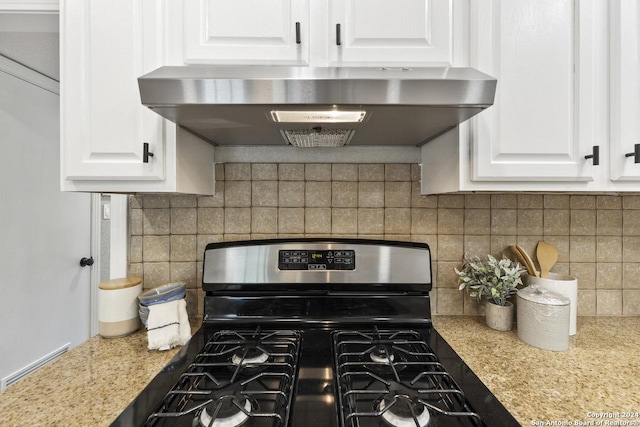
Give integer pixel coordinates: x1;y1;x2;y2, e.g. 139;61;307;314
455;254;525;331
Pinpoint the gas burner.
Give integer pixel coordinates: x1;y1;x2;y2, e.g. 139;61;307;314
378;396;430;427
369;345;395;364
231;346;269;366
198;397;252;427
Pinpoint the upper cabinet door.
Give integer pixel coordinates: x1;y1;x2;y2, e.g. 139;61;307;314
469;0;603;182
328;0;453;66
609;0;640;182
183;0;310;65
61;0;165;181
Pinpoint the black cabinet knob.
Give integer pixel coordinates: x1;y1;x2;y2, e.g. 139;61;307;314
584;145;599;166
624;143;640;164
80;257;94;267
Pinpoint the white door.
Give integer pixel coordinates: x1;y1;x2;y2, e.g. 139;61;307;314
0;61;92;387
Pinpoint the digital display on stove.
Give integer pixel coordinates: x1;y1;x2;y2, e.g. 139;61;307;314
278;249;355;270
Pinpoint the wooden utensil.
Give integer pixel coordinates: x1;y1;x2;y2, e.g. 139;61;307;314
536;240;558;279
510;245;537;277
516;245;539;277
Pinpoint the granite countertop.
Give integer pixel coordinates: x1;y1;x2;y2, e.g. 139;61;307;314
1;316;639;426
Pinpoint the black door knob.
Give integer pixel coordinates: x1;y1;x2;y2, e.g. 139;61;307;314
80;257;94;267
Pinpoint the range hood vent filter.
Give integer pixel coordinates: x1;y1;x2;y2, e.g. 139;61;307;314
281;128;355;148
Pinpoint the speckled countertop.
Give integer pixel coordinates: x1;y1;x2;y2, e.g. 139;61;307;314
1;317;639;426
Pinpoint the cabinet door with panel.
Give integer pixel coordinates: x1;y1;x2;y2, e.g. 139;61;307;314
328;0;453;66
609;0;640;182
468;0;605;182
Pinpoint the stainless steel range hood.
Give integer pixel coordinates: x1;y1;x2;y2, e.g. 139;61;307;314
138;66;496;147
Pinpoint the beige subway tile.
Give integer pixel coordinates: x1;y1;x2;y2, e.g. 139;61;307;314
438;194;464;208
143;236;170;262
552;262;570;276
384;208;411;234
430;262;438;289
224;181;251;207
143;194;170;208
358;164;384;181
491;194;517;209
517;237;543;270
279;181;305;207
596;290;622;315
543;210;570;236
332;208;358;234
130;236;142;263
409;164;420;182
543;236;570;263
358;208;384;234
570;236;596;262
491;209;517;235
251;207;278;234
463;293;484;315
438;208;464;235
130;209;143;236
623;263;640;289
129;263;143;280
571;210;596;236
306;182;332;207
197;288;205;317
170;194;197;208
332;182;358;207
197;208;224;234
170;235;196;262
411;182;438;208
130;195;143;209
198;182;225;208
196;235;223;261
225;163;251;180
411;208;438;235
623;236;640;262
142;262;170;289
465;194;491;209
411;235;438;258
518;209;543;236
430;292;438;314
518;194;543;209
623;210;640;235
251;234;278;240
251;163;278;180
185;289;198;317
570;195;596;209
385;234;411;241
436;261;461;288
597;210;622;236
384;182;411;207
464;209;490;235
490;235;516;259
358;234;385;240
279;163;304;181
436;288;464;315
622;195;640;209
252;181;278;207
623;290;640;315
596;195;622;209
438;235;464;261
223;234;251;242
596;236;623;263
464;235;491;256
215;163;224;181
279;208;305;234
224;208;251;234
385;164;411;181
577;290;596;315
171;208;197;235
171;262;197;288
143;209;170;235
544;195;570;209
332;164;358;181
596;263;622;289
358;182;385;208
305;164;332;181
305;208;331;234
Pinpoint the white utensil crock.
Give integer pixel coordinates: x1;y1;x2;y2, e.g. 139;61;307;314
524;273;578;335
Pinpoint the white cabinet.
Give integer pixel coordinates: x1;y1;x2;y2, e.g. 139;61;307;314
609;0;640;184
61;0;214;194
179;0;457;67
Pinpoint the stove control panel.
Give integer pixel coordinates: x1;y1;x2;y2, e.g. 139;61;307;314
278;249;356;270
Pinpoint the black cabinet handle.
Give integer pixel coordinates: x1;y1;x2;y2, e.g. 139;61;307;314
336;23;341;46
624;143;640;164
295;22;301;44
143;142;154;163
80;257;94;267
584;145;599;166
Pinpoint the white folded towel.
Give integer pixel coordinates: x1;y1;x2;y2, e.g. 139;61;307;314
147;299;191;351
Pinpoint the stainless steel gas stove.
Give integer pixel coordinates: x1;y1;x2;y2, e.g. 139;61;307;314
112;239;519;427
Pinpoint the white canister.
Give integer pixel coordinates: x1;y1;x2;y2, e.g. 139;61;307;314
517;285;570;351
98;277;142;338
525;273;578;335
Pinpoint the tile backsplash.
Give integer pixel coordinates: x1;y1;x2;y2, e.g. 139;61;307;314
129;163;640;318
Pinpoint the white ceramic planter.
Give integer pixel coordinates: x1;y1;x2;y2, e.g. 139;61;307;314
485;301;514;331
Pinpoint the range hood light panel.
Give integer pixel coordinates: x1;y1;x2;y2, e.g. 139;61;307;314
271;110;367;123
